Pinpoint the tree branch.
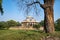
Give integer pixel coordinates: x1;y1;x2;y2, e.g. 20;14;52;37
0;0;3;14
27;1;53;9
27;1;39;6
27;1;46;9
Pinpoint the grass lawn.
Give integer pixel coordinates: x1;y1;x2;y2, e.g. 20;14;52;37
0;30;60;40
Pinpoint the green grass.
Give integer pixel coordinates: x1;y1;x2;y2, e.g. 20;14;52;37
0;30;60;40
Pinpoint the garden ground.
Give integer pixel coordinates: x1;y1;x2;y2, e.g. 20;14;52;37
0;30;60;40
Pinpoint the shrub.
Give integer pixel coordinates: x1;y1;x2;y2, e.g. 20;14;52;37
0;21;9;29
33;24;41;29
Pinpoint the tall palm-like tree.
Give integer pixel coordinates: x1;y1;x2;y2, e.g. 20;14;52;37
0;0;3;15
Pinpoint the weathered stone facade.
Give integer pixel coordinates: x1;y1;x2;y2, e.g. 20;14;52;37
21;16;38;28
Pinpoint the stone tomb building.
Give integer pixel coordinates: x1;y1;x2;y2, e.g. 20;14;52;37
21;16;38;28
9;16;44;30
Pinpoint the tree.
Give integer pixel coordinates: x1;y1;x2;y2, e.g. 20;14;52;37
0;21;9;29
55;18;60;31
0;0;3;14
16;22;21;26
43;0;55;33
7;20;17;27
17;0;55;33
40;20;44;27
33;23;41;30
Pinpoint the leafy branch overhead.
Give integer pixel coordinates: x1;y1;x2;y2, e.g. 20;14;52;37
16;0;43;15
27;0;54;9
0;0;3;15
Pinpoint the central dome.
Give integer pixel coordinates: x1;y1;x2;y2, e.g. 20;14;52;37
23;16;36;22
26;16;33;19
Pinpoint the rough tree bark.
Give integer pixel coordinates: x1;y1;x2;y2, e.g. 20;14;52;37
43;0;55;33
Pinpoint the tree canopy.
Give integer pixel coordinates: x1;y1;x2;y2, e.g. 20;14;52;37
55;18;60;31
0;0;3;14
0;20;21;29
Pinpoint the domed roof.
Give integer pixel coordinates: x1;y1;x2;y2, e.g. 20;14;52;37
26;16;33;19
22;16;36;22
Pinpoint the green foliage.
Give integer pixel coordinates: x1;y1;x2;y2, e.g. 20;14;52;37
0;30;45;40
0;20;21;30
0;30;60;40
0;21;9;29
0;0;2;3
16;22;21;26
33;20;44;30
40;20;44;26
0;0;3;14
7;20;17;27
33;24;41;29
55;18;60;31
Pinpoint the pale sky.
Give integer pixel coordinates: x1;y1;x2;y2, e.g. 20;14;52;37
0;0;60;22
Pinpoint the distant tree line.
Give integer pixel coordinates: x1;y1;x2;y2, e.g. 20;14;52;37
33;18;60;31
55;18;60;31
0;18;60;30
0;20;21;29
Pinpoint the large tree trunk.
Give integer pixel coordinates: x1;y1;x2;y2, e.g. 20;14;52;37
43;0;55;33
44;7;55;33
